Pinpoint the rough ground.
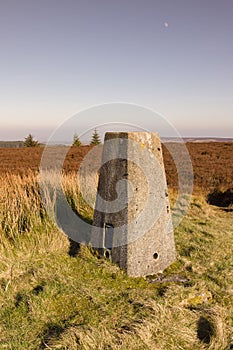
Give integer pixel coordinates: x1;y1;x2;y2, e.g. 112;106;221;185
0;142;233;194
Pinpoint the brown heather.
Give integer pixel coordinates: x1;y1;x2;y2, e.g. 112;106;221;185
0;142;232;193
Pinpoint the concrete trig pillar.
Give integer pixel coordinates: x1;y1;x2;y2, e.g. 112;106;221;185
92;132;176;277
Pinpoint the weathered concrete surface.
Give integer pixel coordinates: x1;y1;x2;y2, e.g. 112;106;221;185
92;132;176;277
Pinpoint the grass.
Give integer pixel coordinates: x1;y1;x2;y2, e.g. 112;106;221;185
0;173;232;349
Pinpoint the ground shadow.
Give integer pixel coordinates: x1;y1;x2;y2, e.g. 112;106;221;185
68;239;81;257
197;316;215;344
207;188;233;208
39;323;65;349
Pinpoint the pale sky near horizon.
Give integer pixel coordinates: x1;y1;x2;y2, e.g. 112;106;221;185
0;0;233;141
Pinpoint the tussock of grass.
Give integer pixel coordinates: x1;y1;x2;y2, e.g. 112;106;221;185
0;173;232;349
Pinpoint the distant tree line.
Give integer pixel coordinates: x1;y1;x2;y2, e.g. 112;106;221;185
21;129;102;148
72;129;101;147
0;141;24;148
90;129;101;145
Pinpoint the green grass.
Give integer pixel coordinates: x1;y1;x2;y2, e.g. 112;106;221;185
0;175;232;349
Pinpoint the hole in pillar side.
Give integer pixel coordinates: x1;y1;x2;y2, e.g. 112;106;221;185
153;252;159;260
104;223;114;259
104;249;111;259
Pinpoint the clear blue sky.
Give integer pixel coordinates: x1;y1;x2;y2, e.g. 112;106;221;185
0;0;232;141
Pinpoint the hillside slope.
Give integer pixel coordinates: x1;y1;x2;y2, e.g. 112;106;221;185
0;174;232;349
